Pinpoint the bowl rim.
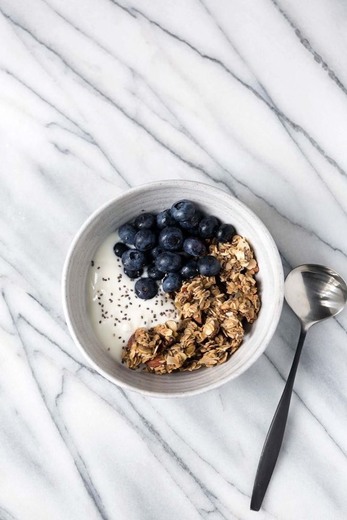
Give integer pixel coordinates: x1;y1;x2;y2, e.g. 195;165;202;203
62;179;284;397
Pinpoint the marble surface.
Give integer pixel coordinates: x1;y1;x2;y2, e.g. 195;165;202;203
1;0;347;518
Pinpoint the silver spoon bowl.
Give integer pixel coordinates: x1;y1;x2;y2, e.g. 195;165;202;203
285;264;347;328
251;264;347;511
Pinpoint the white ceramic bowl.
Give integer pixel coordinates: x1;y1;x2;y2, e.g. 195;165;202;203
63;180;284;397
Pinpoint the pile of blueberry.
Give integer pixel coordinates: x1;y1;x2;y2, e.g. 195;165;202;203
113;200;236;300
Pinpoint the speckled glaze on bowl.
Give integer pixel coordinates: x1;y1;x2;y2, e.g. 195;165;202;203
62;180;284;397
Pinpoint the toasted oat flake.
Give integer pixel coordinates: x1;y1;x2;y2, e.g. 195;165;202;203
122;235;261;373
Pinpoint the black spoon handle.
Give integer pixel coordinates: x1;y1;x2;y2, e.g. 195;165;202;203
250;328;307;511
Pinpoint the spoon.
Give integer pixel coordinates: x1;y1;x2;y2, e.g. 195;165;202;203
251;264;347;511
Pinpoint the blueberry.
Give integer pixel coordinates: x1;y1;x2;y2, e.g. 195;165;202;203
159;226;183;251
147;264;165;280
124;267;143;279
121;249;146;270
118;223;137;245
155;252;182;273
171;200;197;222
198;216;219;239
134;229;156;252
156;209;176;229
216;224;236;243
135;278;158;300
183;237;207;257
113;242;129;258
162;273;182;292
179;210;202;231
198;256;221;276
151;246;164;259
134;212;156;229
181;260;198;279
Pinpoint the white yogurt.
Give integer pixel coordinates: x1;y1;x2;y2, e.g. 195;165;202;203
87;232;177;362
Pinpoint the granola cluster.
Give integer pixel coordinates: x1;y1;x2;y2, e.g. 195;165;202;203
122;235;260;373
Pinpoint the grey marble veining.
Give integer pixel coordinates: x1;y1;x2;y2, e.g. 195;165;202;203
1;0;347;518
